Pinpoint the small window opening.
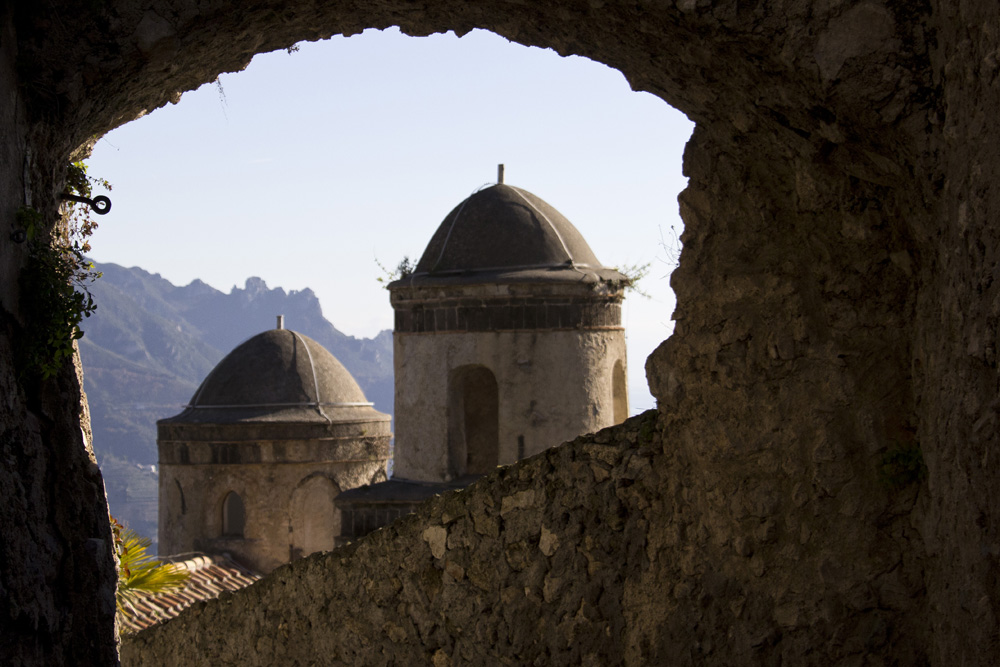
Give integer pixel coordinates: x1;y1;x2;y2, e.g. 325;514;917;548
222;491;245;538
448;365;499;477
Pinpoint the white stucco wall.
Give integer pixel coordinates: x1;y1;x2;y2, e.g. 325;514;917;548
393;328;627;481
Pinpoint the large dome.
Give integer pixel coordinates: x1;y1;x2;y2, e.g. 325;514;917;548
161;328;376;425
407;184;619;283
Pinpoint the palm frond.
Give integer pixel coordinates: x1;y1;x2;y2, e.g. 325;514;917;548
113;522;188;617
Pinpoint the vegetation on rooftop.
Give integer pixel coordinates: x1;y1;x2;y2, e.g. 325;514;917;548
611;261;652;299
375;255;416;288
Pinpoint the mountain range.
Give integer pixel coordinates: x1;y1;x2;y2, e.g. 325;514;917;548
78;261;394;543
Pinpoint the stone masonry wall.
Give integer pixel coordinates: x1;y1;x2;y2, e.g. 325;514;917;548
915;3;1000;659
123;412;664;665
123;407;920;665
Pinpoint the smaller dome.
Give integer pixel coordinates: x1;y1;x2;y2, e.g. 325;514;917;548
191;329;366;408
161;329;379;425
414;184;604;276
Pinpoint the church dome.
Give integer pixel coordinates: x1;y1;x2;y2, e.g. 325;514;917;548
403;184;621;284
191;329;366;408
161;328;380;425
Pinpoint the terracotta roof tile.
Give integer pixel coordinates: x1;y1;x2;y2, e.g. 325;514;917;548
119;553;260;634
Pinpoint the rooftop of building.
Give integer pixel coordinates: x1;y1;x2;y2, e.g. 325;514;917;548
391;183;625;288
159;326;388;426
118;553;260;634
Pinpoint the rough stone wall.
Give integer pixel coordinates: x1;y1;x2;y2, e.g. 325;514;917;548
5;0;1000;664
642;124;929;662
122;412;663;665
1;6;119;666
917;3;1000;661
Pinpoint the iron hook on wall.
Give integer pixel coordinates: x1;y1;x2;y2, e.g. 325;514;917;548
61;193;112;215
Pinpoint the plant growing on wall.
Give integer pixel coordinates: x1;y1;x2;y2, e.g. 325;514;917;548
375;255;415;287
611;261;652;298
111;517;188;633
16;162;107;379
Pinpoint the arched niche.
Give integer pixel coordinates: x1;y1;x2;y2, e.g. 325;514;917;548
447;365;499;478
221;491;246;538
289;475;340;560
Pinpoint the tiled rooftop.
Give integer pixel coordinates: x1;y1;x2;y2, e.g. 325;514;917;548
119;553;260;634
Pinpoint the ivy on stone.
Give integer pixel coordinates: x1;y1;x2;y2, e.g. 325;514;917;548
17;162;107;380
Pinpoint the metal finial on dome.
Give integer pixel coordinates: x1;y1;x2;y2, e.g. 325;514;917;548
276;315;284;330
498;164;505;184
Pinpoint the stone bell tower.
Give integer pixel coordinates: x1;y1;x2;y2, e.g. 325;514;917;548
336;174;630;544
389;177;629;483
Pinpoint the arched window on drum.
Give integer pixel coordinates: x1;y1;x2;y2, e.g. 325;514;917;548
221;491;245;538
447;365;499;478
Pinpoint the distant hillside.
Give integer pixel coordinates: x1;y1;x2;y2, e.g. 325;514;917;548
78;261;393;542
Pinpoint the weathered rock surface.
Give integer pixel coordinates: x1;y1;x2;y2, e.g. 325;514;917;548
2;0;998;664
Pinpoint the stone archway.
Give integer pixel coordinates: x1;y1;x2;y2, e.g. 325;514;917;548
4;2;999;665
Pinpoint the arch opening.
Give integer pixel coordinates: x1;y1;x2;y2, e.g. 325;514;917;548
7;1;958;664
82;26;689;435
79;23;691;591
447;365;499;478
289;476;340;560
221;491;246;538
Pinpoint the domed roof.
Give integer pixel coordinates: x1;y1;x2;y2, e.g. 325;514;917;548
401;184;622;285
192;328;367;407
162;328;380;425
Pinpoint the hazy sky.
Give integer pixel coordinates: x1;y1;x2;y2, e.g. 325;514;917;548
86;27;693;414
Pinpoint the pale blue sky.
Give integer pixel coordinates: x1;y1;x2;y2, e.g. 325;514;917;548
87;27;693;414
